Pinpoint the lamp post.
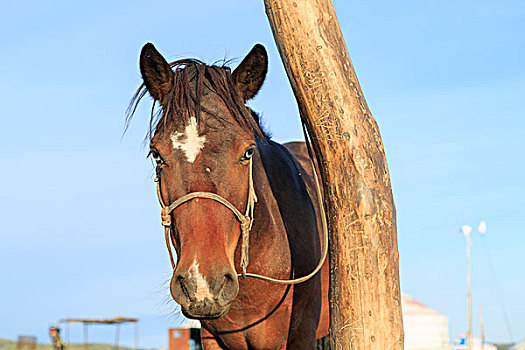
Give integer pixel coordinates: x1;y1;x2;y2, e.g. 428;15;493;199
478;221;486;235
460;221;486;350
478;221;487;350
478;304;486;350
460;225;473;350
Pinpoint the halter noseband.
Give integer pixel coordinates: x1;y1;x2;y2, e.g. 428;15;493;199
155;158;257;278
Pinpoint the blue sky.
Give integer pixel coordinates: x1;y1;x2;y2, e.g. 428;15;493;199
0;0;523;348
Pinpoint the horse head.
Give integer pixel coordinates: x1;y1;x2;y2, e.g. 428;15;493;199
138;43;268;319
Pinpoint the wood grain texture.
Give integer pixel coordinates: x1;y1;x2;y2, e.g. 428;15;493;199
263;0;404;348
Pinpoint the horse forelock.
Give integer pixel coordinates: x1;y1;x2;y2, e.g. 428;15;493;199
127;59;269;141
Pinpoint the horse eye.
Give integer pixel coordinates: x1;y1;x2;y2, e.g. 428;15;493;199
243;148;255;160
149;150;164;164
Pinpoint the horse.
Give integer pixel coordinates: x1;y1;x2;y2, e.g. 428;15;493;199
129;43;330;349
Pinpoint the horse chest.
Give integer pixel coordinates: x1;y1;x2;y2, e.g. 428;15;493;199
203;284;294;349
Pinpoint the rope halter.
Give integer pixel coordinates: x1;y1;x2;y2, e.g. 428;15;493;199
155;158;257;278
154;130;328;285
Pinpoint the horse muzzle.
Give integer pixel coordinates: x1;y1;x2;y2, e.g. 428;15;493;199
170;267;239;319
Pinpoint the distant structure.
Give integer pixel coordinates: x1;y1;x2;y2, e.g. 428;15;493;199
61;316;139;349
402;294;450;350
169;320;201;350
453;334;497;350
49;325;65;350
16;335;37;350
510;339;525;350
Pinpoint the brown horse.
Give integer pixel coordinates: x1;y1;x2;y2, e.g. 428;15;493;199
130;43;329;349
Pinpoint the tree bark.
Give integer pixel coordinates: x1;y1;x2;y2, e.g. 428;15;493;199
263;1;404;349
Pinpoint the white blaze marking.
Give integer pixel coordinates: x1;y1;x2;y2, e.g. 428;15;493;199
170;117;206;163
188;260;212;301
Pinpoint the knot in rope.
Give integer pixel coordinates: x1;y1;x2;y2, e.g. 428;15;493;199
240;216;251;231
161;207;171;227
239;215;252;278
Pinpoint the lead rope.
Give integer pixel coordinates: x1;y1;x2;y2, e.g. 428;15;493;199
241;157;258;277
155;176;175;268
156;123;328;285
241;121;328;285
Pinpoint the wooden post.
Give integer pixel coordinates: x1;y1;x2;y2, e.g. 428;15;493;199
264;1;404;348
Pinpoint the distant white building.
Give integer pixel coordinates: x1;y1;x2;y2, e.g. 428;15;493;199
511;338;525;350
402;294;451;350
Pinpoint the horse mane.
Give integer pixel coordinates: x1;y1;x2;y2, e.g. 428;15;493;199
126;58;270;140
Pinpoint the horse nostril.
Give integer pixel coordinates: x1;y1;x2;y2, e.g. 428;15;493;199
176;275;190;300
224;272;235;282
220;272;236;292
217;271;239;303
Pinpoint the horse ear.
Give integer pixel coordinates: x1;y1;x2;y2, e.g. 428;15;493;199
139;43;174;102
232;44;268;101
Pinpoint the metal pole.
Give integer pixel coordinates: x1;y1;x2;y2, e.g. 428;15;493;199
114;323;120;350
83;323;88;350
479;304;486;350
461;225;473;350
466;233;472;350
134;322;139;350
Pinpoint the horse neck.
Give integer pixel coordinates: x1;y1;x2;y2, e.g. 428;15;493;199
245;139;319;278
249;151;291;259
